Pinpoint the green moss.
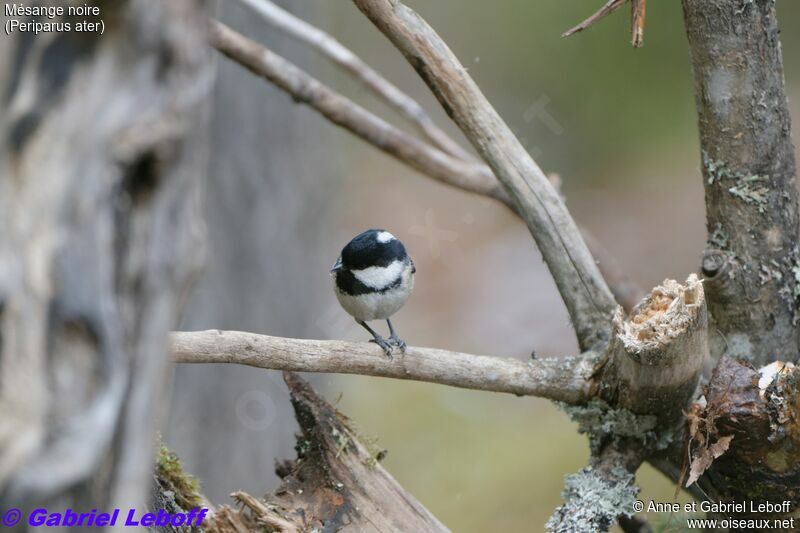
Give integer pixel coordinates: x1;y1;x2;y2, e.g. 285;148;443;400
155;445;204;511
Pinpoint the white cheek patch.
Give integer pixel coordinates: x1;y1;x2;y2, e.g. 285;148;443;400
352;260;404;289
376;231;395;243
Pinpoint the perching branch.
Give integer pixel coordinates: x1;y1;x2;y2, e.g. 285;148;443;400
171;330;597;404
208;20;510;207
235;0;473;162
351;0;617;352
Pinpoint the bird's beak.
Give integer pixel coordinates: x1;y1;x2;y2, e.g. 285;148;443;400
330;258;343;274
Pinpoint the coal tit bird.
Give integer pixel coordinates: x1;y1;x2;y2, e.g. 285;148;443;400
331;229;415;358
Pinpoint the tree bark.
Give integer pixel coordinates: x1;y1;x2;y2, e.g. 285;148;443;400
206;373;449;532
692;357;800;521
683;0;800;366
0;0;212;513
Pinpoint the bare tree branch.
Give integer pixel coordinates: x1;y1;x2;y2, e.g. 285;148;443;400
630;0;646;48
171;330;597;404
208;20;510;207
209;19;642;313
236;0;473;162
563;0;626;39
563;0;647;47
351;0;617;352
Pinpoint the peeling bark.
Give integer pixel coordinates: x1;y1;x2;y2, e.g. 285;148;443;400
691;357;800;521
683;0;800;365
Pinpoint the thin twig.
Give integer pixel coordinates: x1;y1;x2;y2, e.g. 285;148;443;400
208;20;509;206
563;0;627;38
631;0;647;48
231;491;300;533
351;0;617;351
171;330;597;404
235;0;474;161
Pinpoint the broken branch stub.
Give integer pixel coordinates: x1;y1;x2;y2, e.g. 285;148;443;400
602;275;708;425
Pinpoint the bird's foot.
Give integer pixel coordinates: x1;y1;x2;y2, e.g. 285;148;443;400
388;334;407;354
370;336;394;359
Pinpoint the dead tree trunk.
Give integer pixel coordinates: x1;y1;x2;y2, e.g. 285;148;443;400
0;0;212;515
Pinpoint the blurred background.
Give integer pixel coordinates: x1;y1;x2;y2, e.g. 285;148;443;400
165;1;800;530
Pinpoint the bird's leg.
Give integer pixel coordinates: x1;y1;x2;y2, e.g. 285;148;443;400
386;319;407;353
357;320;393;358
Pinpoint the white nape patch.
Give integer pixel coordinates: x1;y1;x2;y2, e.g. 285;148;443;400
376;231;395;243
352;260;404;289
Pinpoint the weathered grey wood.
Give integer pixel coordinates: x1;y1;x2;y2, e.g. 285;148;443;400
206;373;450;532
683;0;800;366
171;330;597;404
0;0;212;511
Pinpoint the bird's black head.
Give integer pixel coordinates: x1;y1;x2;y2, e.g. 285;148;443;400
336;229;408;271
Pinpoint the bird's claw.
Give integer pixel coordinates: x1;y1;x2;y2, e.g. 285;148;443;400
389;334;407;354
370;336;394;359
